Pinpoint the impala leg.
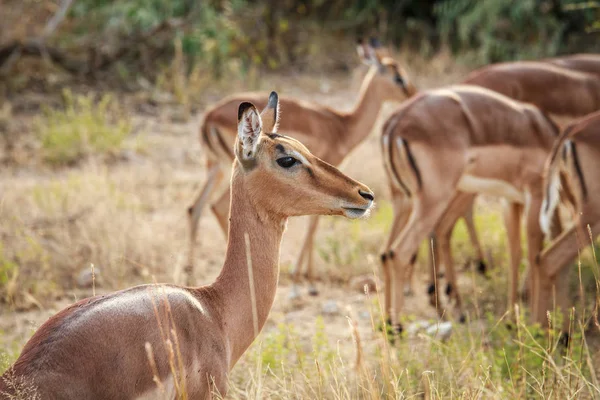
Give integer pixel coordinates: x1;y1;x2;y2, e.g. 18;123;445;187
427;234;442;312
304;216;321;296
525;192;545;325
434;193;477;322
381;192;411;321
463;200;486;274
535;219;600;329
437;230;463;319
404;256;416;296
210;186;232;237
187;161;224;283
289;216;320;299
520;208;563;302
388;194;456;329
502;201;523;311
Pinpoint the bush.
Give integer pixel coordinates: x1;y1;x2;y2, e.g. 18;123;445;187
37;89;131;165
435;0;565;63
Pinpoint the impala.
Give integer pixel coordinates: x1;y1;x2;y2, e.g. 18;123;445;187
462;60;600;117
545;53;600;77
399;55;600;311
379;85;563;328
187;39;414;298
0;92;374;399
535;110;600;328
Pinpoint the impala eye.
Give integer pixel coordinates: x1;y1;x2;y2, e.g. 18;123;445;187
395;74;406;87
276;156;299;168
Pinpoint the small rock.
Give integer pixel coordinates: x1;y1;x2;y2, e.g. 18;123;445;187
288;285;302;301
349;274;380;294
321;300;339;316
358;310;371;320
425;321;453;341
406;320;432;336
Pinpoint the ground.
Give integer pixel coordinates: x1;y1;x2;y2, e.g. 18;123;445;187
1;59;599;398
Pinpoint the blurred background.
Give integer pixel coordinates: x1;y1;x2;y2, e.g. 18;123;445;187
1;0;600;97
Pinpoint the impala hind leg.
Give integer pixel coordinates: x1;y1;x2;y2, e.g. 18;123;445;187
519;208;563;302
534;220;600;330
463;201;487;274
289;216;320;299
388;194;457;330
433;193;478;322
503;202;523;310
211;186;232;237
525;191;546;325
427;234;442;312
380;192;412;322
187;160;224;283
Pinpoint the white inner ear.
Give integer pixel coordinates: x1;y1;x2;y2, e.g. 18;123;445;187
238;108;262;159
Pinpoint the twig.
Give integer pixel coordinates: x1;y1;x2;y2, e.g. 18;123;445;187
93;18;187;71
0;40;85;74
41;0;75;40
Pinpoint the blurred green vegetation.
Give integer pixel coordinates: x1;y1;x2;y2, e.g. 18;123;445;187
37;89;132;165
1;0;599;89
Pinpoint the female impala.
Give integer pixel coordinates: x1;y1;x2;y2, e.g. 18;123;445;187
462;60;600;117
0;93;374;399
535;110;600;328
545;53;600;77
379;85;561;329
187;39;413;297
397;55;600;312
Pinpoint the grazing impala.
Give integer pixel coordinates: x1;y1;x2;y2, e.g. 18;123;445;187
546;53;600;77
187;39;414;297
0;93;374;399
400;55;600;310
463;61;600;117
379;85;563;329
535;110;600;328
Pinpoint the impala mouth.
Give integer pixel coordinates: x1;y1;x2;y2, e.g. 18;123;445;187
342;204;373;219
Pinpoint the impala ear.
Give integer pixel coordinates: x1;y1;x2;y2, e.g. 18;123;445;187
356;37;380;66
237;102;262;161
260;91;280;133
369;37;382;49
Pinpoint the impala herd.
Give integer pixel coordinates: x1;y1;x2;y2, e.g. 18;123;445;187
2;39;600;399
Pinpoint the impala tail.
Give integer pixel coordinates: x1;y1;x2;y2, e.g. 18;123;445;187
540;133;588;236
200;118;234;162
540;145;563;236
381;119;422;197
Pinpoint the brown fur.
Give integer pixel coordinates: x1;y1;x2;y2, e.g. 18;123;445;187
380;85;561;325
463;61;600;117
545;53;600;78
534;110;600;327
0;94;373;400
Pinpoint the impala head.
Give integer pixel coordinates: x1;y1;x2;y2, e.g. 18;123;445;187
356;37;417;98
235;92;375;219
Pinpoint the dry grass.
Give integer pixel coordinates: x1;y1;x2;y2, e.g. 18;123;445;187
1;51;600;399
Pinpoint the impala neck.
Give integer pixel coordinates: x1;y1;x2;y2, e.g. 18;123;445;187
210;167;285;366
343;67;388;152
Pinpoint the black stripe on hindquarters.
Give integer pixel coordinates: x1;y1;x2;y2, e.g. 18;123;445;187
570;141;588;200
388;138;411;196
403;140;422;188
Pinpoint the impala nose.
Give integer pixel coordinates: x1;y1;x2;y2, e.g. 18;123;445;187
359;190;374;201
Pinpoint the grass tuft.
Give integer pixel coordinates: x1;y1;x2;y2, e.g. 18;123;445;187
37;89;131;166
